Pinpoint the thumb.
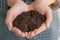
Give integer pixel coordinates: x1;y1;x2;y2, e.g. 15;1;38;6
5;20;12;31
7;22;12;31
45;7;52;28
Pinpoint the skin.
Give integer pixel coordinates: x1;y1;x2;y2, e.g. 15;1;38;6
5;0;55;38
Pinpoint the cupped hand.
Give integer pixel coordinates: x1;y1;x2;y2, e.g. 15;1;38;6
32;2;52;28
5;1;52;38
5;1;29;37
25;1;52;38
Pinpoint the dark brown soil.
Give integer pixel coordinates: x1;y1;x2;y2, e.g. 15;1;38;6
13;10;46;32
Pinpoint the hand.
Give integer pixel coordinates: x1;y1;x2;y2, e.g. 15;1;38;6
32;2;52;28
5;1;28;37
11;27;25;37
25;23;46;38
25;1;52;38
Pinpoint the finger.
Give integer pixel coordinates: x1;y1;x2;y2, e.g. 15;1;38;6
5;21;12;31
5;11;13;31
26;31;36;38
25;32;28;37
26;23;46;38
27;23;46;37
11;27;25;37
31;31;36;37
45;7;52;28
32;23;46;36
36;23;46;34
26;32;31;38
26;32;34;38
7;22;12;31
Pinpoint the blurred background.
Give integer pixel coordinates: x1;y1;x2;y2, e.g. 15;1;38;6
58;8;60;40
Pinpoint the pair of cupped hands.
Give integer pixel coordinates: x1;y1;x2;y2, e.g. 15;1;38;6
5;0;52;38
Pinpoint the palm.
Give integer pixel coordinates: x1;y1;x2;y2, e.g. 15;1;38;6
25;2;52;38
5;1;29;37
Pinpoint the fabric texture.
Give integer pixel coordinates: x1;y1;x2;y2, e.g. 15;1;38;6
22;0;35;4
0;0;59;40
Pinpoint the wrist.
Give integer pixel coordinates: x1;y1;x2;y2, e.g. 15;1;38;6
7;0;22;7
36;0;56;6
